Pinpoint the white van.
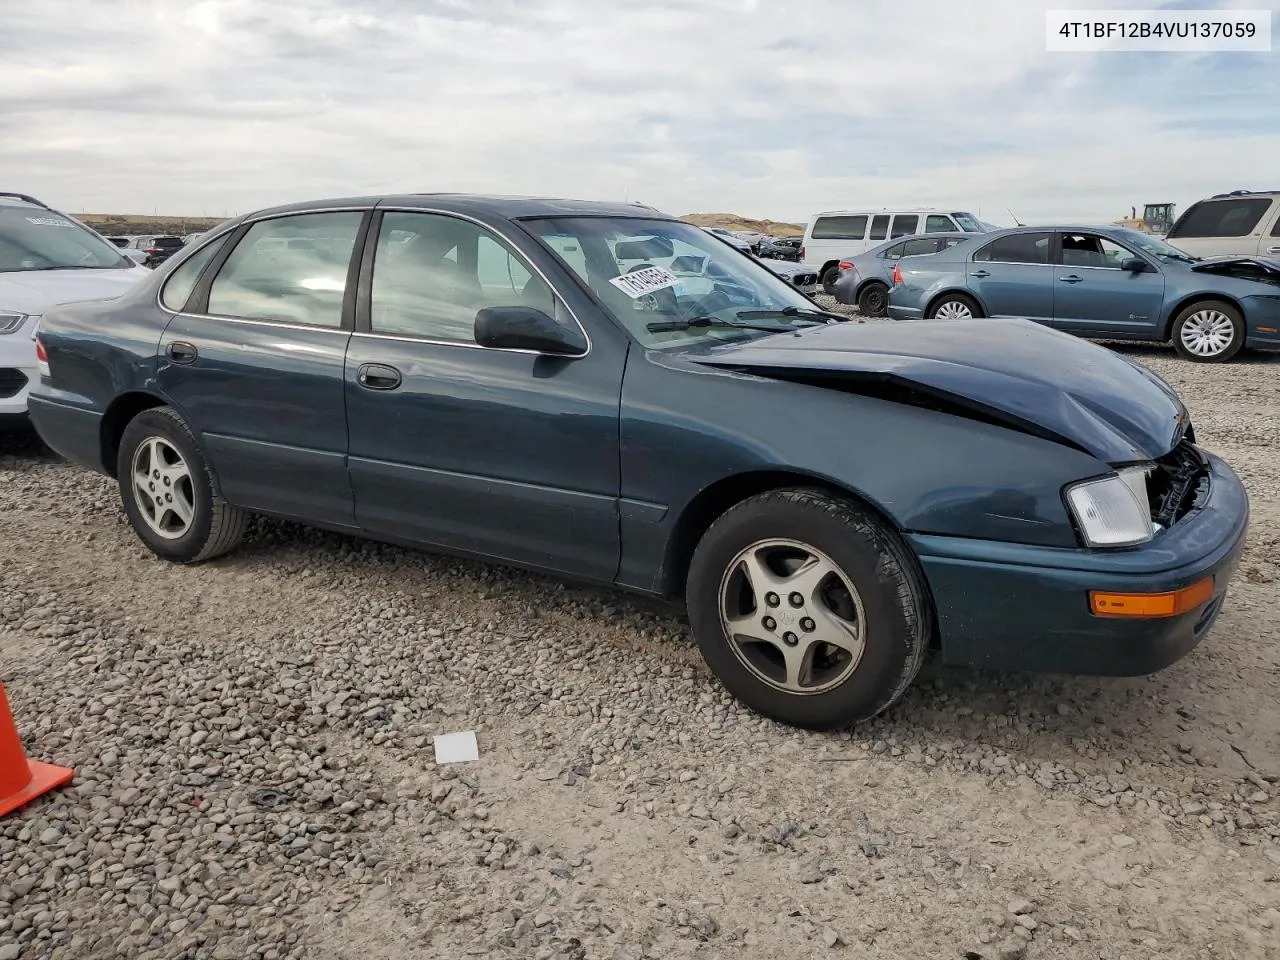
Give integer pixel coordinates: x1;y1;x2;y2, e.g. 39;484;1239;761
1165;190;1280;260
802;208;987;291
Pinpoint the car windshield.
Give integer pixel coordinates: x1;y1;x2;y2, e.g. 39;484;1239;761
951;212;984;232
524;216;823;349
1121;230;1200;263
0;204;131;272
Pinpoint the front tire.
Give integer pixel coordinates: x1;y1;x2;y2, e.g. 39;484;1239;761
925;292;981;320
686;489;931;730
1172;300;1244;362
117;406;247;563
857;282;889;318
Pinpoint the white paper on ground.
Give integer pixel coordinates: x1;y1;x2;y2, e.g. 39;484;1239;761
433;730;479;764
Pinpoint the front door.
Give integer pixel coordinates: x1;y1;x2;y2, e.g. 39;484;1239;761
156;209;366;526
343;209;626;581
1052;232;1166;337
966;231;1054;321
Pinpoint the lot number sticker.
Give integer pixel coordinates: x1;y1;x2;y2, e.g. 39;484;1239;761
26;216;76;227
609;266;679;299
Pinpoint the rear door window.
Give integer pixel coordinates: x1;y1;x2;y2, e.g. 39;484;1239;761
1271;206;1280;237
881;242;907;260
868;215;889;241
811;215;868;240
890;215;919;238
973;232;1051;264
1169;198;1273;238
206;211;363;327
900;238;942;257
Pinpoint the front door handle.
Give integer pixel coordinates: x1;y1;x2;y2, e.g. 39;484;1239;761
971;269;990;279
1267;245;1280;254
357;363;402;391
166;341;198;364
1058;275;1083;283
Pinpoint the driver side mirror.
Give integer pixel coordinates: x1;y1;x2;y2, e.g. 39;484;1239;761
474;306;587;356
1120;257;1151;273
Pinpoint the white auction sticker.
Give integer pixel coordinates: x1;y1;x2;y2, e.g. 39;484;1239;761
25;216;75;227
609;266;679;299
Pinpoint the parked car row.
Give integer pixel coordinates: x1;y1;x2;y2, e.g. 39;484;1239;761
0;192;151;424
26;192;1250;730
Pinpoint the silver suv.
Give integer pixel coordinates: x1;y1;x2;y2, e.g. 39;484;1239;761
0;192;149;422
1167;190;1280;260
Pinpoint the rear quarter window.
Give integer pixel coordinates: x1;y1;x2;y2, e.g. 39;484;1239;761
1169;198;1274;238
160;235;229;311
811;215;868;240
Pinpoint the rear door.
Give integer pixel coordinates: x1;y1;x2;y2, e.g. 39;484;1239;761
1167;197;1275;258
967;232;1053;321
157;208;367;526
1052;232;1166;336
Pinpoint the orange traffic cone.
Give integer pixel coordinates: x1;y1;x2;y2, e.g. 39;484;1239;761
0;682;73;817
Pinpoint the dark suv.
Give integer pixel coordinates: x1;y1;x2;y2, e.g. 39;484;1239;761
129;235;185;267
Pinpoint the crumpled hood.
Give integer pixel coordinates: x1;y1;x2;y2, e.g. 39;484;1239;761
0;266;149;316
687;317;1188;462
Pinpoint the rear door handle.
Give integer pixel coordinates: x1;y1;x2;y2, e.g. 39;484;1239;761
970;269;990;279
357;363;402;391
165;341;198;364
1058;275;1083;283
1267;245;1280;254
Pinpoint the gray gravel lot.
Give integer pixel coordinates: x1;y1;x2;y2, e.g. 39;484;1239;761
2;306;1279;959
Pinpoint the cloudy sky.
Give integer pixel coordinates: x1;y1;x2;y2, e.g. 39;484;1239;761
1;0;1276;225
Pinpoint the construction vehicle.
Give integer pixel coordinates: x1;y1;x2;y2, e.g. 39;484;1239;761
1114;202;1176;236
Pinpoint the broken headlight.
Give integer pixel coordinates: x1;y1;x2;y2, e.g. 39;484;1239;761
1065;466;1155;548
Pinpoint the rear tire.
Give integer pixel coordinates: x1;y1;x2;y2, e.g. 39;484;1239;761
117;406;247;563
857;282;889;318
821;266;840;296
686;489;931;730
925;292;982;320
1172;300;1244;362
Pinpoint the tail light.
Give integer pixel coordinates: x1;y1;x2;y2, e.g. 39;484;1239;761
838;261;854;271
798;245;805;260
145;247;162;254
891;263;904;285
35;337;51;378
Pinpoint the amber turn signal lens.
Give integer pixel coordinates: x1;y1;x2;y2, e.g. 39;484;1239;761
1089;578;1214;618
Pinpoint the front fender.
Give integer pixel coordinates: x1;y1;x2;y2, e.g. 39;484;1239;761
618;350;1106;591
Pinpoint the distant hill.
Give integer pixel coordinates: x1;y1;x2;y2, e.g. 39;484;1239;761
681;213;805;237
78;214;226;237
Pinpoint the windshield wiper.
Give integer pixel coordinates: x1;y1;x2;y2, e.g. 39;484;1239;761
735;306;842;324
646;315;802;334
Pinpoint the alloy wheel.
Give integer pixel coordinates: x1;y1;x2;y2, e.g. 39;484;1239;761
1180;309;1235;358
130;437;195;540
718;538;866;695
933;300;973;320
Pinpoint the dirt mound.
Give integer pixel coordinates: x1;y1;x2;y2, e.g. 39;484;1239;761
681;212;805;238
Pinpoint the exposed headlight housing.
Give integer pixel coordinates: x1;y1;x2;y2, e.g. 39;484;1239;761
0;311;28;335
1065;466;1155;547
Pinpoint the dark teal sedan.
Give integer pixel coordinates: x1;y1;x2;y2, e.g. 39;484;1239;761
27;196;1248;729
887;225;1280;362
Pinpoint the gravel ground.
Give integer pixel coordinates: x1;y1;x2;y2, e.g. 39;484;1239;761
2;306;1279;960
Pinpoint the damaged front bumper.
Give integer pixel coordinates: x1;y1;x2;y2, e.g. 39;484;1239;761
906;450;1248;676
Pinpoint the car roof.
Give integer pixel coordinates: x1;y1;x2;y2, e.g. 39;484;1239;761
810;208;969;217
983;224;1146;239
244;194;679;222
